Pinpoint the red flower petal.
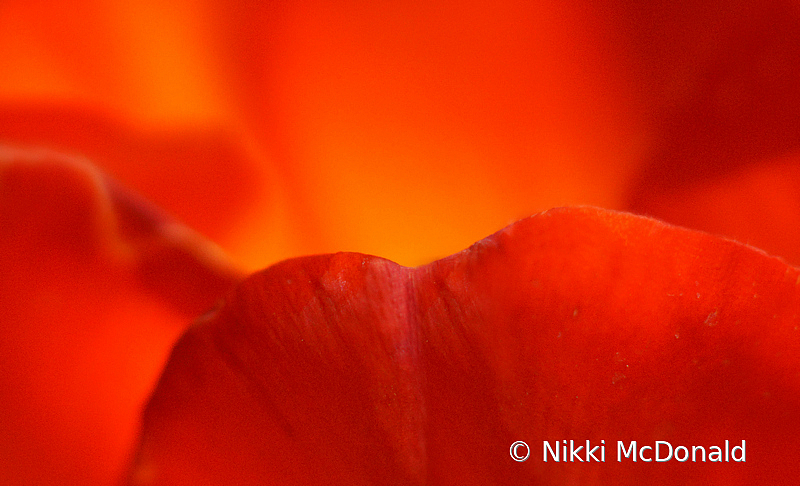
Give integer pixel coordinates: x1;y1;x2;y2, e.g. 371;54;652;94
0;150;244;484
130;207;800;485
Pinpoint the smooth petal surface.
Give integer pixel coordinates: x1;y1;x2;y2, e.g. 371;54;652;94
131;207;800;485
0;150;244;484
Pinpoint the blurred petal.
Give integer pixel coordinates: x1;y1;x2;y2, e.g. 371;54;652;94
624;0;800;264
0;150;244;484
4;0;800;269
0;105;263;248
131;207;800;485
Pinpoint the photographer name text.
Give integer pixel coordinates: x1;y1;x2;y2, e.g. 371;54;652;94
509;440;745;463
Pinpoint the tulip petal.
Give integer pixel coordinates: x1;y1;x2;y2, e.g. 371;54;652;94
131;207;800;484
0;149;244;484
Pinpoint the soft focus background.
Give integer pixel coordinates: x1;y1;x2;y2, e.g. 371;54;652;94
1;1;799;484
